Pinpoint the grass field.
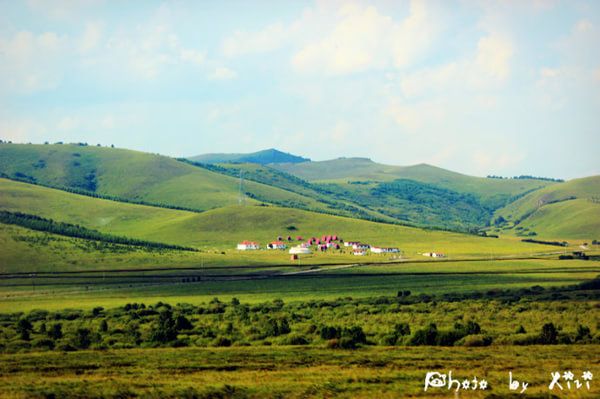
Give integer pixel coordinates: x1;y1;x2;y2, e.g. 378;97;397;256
0;143;337;214
0;343;598;398
0;178;566;255
493;176;600;240
2;253;598;312
272;157;554;206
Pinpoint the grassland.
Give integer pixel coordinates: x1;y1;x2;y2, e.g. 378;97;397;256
0;178;565;255
493;176;600;240
0;143;336;214
272;157;555;207
0;345;597;398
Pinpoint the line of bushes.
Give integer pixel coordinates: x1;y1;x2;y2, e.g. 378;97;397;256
0;210;197;252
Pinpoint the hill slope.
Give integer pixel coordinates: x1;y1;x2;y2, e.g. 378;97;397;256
189;148;309;164
0;178;556;256
272;158;554;208
0;143;334;214
492;176;600;240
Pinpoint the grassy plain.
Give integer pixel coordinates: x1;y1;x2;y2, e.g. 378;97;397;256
0;343;598;398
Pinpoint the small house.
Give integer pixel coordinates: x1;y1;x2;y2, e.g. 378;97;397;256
352;243;370;250
371;247;400;254
237;241;259;250
353;249;367;256
344;241;359;247
267;241;287;250
423;252;445;258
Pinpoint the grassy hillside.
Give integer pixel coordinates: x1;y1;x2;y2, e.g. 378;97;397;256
492;176;600;240
0;178;561;258
189;161;397;223
0;143;343;215
272;158;554;208
189;148;309;164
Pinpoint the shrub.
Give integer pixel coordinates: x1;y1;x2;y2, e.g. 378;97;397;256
48;323;63;340
16;318;33;341
575;325;591;342
343;326;367;345
409;323;438;346
320;326;341;340
538;323;558;345
458;334;493;347
394;322;411;337
282;333;310;345
211;336;232;347
32;338;55;350
150;310;178;343
72;328;92;349
175;314;193;330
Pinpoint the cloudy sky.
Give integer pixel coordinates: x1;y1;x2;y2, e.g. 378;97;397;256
1;0;599;179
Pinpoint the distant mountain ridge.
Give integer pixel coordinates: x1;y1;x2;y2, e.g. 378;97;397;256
189;148;310;165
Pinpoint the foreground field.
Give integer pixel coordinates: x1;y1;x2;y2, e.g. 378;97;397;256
0;345;597;398
2;257;599;312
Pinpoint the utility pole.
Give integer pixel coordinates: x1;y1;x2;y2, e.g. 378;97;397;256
238;170;245;206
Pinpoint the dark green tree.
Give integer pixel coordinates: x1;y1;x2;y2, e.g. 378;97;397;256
150;310;178;343
48;323;63;340
16;318;33;341
539;323;558;344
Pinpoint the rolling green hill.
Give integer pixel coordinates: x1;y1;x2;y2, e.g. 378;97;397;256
0;143;335;215
189;148;309;164
492;176;600;240
0;178;558;259
184;161;397;223
272;157;555;209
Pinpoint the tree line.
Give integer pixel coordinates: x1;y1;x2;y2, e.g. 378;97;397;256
0;210;197;252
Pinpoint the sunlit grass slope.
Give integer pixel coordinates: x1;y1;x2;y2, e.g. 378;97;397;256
0;143;332;213
1;178;559;257
493;176;600;239
272;157;554;207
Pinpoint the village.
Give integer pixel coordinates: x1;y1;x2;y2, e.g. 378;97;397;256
236;234;446;259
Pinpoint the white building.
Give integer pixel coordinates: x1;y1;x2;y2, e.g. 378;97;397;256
289;246;312;255
353;249;367;256
371;247;400;254
267;241;287;249
237;241;260;250
344;241;360;247
423;252;445;258
352;243;370;250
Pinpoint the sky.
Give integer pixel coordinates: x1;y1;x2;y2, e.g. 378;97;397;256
0;0;599;179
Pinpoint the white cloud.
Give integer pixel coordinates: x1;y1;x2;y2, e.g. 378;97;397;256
594;67;600;83
291;1;439;75
473;34;513;83
209;67;237;80
100;115;115;129
179;49;205;65
79;22;103;53
222;22;288;57
472;148;525;174
57;116;79;131
0;117;48;143
396;32;514;99
0;30;68;93
26;0;104;21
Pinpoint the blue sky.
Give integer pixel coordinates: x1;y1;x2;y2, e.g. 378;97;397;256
0;0;598;179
